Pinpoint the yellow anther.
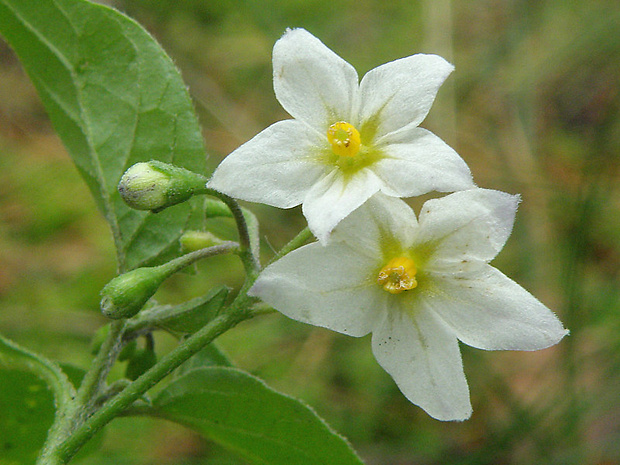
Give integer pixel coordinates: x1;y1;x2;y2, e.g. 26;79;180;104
377;256;418;294
327;121;361;157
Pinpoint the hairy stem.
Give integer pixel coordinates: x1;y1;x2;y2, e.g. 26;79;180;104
38;242;242;464
204;188;260;274
271;227;313;263
54;300;254;463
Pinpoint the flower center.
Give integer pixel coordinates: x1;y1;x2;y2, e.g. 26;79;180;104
377;256;418;294
327;122;361;158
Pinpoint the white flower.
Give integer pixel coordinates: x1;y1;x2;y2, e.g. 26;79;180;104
208;28;474;242
249;189;568;421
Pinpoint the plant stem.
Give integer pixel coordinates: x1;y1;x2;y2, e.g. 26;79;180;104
204;188;260;274
75;321;125;412
162;241;240;274
37;242;241;464
270;226;313;263
53;293;256;464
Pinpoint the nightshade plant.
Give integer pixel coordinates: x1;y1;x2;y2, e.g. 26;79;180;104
0;0;567;464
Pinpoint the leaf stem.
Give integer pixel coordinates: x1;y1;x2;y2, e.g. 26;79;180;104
161;241;240;275
54;292;257;464
271;226;313;263
38;242;241;464
204;188;260;274
74;321;125;415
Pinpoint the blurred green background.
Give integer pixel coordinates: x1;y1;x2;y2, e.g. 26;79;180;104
1;0;619;464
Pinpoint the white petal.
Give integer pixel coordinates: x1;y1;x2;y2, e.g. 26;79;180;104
249;242;385;337
208;120;326;209
273;28;359;131
303;168;383;243
427;265;569;351
373;128;474;197
371;306;472;421
359;54;453;139
331;193;418;257
417;188;520;267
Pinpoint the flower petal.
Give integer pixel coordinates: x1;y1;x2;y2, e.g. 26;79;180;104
371;306;472;421
331;193;418;257
427;265;569;351
359;54;453;139
249;242;384;337
417;188;520;267
273;28;359;131
303;168;383;243
374;128;474;197
208;120;326;208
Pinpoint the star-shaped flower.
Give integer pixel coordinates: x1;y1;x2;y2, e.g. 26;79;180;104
249;189;568;420
208;28;475;242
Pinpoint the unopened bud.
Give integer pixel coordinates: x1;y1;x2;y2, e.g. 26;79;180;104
203;198;233;218
180;231;224;253
118;161;208;212
100;266;169;319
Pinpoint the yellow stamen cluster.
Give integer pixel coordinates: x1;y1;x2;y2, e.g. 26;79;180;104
327;121;361;158
377;256;418;294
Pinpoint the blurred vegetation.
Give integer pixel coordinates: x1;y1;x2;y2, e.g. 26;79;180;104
1;0;619;464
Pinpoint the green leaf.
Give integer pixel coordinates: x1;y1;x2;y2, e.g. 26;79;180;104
0;334;74;411
0;335;75;465
0;0;207;271
174;343;233;379
0;370;55;465
153;367;365;465
152;286;230;334
125;347;157;381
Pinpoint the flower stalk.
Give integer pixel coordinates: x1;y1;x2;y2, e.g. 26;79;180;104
47;304;255;464
100;242;239;319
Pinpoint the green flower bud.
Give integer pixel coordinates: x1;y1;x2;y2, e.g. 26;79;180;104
100;266;169;320
204;198;233;218
180;230;224;253
118;161;208;212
